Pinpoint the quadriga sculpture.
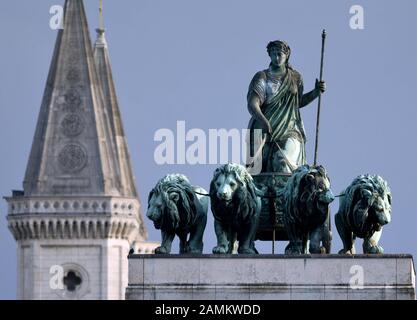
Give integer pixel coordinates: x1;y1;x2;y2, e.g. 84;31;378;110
336;175;392;254
210;163;262;254
283;165;335;254
147;174;208;254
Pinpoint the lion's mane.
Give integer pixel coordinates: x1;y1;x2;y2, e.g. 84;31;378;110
338;174;391;238
209;163;260;231
148;174;197;231
283;165;331;234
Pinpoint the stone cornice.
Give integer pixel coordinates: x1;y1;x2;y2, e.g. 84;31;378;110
7;213;140;241
5;196;140;216
5;195;148;241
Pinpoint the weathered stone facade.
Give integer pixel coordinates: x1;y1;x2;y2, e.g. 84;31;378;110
5;0;156;300
126;255;416;300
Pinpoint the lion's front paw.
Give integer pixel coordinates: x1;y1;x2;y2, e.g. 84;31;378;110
188;248;203;254
238;247;257;254
309;244;326;254
310;246;327;254
154;246;170;254
338;248;354;255
212;246;228;254
285;243;303;255
364;245;384;254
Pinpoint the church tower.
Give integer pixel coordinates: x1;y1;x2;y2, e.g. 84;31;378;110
5;0;153;299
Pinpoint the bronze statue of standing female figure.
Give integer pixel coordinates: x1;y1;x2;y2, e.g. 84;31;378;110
247;40;326;174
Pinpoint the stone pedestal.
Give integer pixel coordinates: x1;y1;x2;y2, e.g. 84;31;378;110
126;254;415;300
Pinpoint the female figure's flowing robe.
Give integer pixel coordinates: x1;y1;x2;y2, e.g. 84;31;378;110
247;67;307;173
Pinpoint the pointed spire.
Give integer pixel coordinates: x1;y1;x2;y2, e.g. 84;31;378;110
93;7;138;198
95;0;107;47
23;0;120;196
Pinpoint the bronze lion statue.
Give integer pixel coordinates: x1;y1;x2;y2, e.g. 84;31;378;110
336;174;392;254
147;174;208;254
283;165;335;254
210;163;262;254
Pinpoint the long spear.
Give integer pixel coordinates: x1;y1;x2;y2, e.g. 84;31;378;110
313;29;327;166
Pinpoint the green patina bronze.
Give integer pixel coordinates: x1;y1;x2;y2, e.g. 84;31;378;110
247;39;333;254
247;40;325;174
336;175;392;254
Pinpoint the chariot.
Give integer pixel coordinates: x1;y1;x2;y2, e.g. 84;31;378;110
253;172;332;254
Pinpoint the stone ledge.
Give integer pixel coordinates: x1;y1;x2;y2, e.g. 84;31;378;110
129;253;414;259
126;255;415;300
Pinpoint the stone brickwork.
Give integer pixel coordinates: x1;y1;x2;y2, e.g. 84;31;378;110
17;238;129;300
5;0;152;300
126;255;416;300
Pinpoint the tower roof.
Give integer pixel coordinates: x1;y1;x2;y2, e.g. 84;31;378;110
23;0;131;198
94;28;138;198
